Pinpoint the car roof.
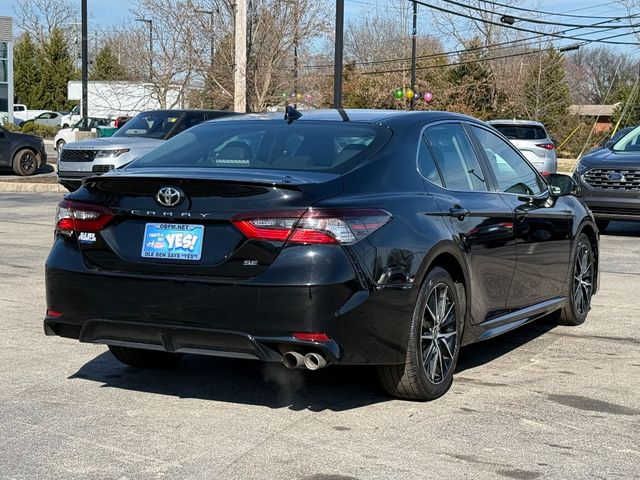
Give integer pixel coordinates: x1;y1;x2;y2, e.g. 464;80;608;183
211;109;480;126
487;119;546;128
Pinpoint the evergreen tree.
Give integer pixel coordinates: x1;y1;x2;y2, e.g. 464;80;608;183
523;48;571;132
90;44;127;80
13;33;42;107
612;83;640;127
447;38;497;118
38;28;76;110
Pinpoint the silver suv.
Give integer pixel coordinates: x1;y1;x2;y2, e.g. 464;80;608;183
57;109;236;191
487;120;557;174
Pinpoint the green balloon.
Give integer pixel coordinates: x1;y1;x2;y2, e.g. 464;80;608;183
394;88;403;99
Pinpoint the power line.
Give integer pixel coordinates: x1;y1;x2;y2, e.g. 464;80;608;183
299;14;640;70
462;0;633;21
438;0;640;29
412;0;640;46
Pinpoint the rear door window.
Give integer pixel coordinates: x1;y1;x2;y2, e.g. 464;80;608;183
491;124;547;141
423;123;488;192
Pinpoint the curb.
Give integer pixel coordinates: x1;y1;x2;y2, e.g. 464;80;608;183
0;182;66;193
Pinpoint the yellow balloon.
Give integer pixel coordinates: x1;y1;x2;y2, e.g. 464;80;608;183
405;88;414;99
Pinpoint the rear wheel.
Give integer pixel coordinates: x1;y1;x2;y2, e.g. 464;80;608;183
108;345;183;368
595;220;609;232
12;149;38;176
378;267;463;401
557;233;594;326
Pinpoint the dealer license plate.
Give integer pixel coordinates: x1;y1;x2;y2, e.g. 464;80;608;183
141;223;204;261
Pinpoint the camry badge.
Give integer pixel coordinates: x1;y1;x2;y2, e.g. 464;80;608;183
607;171;625;182
155;186;184;207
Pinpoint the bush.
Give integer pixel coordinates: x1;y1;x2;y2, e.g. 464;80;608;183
19;122;60;139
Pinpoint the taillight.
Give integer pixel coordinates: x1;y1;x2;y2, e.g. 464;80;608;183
536;143;555;150
231;208;391;245
55;200;114;236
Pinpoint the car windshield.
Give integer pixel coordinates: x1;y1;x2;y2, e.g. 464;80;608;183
612;126;640;152
128;120;391;173
113;111;183;139
491;124;547;141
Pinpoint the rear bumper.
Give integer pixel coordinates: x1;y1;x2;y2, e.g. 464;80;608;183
45;242;414;365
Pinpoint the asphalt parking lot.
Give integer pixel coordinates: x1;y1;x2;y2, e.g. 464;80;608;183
1;192;639;480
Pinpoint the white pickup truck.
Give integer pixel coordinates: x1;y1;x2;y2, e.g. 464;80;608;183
13;104;49;124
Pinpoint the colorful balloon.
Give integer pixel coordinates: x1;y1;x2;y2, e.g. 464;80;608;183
394;88;404;99
424;91;433;102
405;88;414;99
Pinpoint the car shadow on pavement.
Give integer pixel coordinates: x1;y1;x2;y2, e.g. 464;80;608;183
70;317;559;410
456;315;557;372
70;352;389;411
601;221;640;238
0;163;54;177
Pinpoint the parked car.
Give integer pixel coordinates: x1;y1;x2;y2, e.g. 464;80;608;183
60;105;80;128
574;125;640;231
57;109;237;191
53;117;111;152
13;104;50;124
487;119;557;174
0;125;47;176
45;109;599;401
588;126;635;154
20;111;63;128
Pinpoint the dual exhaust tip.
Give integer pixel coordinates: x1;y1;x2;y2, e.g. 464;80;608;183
282;351;327;370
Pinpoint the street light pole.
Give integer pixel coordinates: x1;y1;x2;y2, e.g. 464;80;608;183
334;0;344;109
135;18;153;80
196;9;215;69
410;0;417;111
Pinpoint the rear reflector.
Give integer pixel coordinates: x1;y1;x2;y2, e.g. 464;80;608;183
231;208;391;245
46;309;63;318
292;332;330;342
56;200;115;236
536;143;555;150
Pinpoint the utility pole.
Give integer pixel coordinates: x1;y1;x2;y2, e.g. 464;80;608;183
410;0;418;111
234;0;247;112
196;9;215;70
80;0;88;130
293;1;299;108
334;0;344;109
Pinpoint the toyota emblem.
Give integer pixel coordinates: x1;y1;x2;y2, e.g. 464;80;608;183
155;186;184;207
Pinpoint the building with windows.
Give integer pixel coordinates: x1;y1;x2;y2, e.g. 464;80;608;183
0;16;13;124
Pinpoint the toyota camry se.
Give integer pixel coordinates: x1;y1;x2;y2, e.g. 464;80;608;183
45;109;598;401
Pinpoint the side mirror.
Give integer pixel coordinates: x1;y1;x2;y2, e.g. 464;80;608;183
547;173;576;196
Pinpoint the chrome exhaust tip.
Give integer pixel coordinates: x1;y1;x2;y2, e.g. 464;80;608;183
304;352;327;370
282;351;305;369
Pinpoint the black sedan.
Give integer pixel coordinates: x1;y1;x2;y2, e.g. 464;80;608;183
0;125;48;176
44;109;598;401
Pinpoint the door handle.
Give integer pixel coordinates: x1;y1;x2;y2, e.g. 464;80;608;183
448;206;470;221
515;206;528;221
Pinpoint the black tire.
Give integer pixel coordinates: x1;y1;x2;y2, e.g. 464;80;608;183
378;267;464;401
62;123;69;129
108;345;183;368
595;220;609;232
56;139;66;152
557;233;595;326
12;149;38;176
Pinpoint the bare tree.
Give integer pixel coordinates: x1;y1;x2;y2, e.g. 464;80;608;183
13;0;75;45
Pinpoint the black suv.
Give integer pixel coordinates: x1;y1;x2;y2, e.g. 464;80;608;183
0;126;48;176
575;126;640;231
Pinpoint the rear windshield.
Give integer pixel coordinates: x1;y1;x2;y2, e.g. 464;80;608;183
113;111;183;140
612;125;640;152
491;124;547;141
128;121;391;173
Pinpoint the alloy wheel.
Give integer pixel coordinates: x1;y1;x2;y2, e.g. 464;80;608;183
573;244;593;316
420;283;457;384
20;152;36;175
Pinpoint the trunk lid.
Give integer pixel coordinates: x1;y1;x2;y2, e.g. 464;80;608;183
72;168;343;278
